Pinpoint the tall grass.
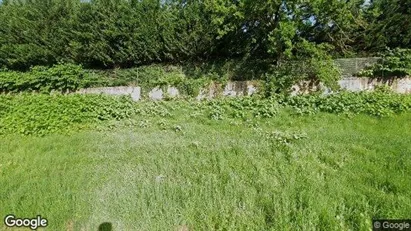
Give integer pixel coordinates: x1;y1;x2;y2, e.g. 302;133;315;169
1;106;410;230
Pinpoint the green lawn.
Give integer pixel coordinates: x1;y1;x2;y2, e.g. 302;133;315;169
1;109;410;230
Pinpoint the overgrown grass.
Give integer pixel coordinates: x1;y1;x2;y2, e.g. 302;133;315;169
0;95;410;230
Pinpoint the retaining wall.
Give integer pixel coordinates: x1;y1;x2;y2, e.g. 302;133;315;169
77;86;141;101
338;77;411;94
77;77;411;101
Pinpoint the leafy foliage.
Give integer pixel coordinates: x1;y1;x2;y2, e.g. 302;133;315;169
3;91;411;136
199;97;280;120
0;94;138;135
85;64;214;97
263;42;341;96
361;0;411;51
0;63;88;93
357;48;411;78
0;0;397;70
0;0;218;69
281;91;411;117
1;0;408;93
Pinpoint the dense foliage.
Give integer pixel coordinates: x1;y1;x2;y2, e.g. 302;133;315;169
2;92;411;136
280;91;411;117
0;94;138;135
0;0;409;70
359;0;411;52
0;63;89;93
0;63;229;95
357;48;411;78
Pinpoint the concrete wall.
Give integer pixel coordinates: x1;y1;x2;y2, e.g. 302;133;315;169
148;86;180;100
76;77;411;101
77;86;141;101
338;77;411;93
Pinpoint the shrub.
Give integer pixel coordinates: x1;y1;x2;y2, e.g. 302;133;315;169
264;42;341;96
357;48;411;78
0;94;138;136
0;63;88;93
2;91;411;136
280;91;411;117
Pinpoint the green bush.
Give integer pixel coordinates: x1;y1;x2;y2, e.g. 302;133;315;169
2;91;411;136
357;48;411;78
0;94;138;136
0;63;88;93
264;42;341;97
197;92;411;120
86;64;216;97
280;91;411;117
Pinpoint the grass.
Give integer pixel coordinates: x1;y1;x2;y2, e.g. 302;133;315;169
0;105;410;230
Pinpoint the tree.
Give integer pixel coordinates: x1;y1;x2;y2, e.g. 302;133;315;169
361;0;411;51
